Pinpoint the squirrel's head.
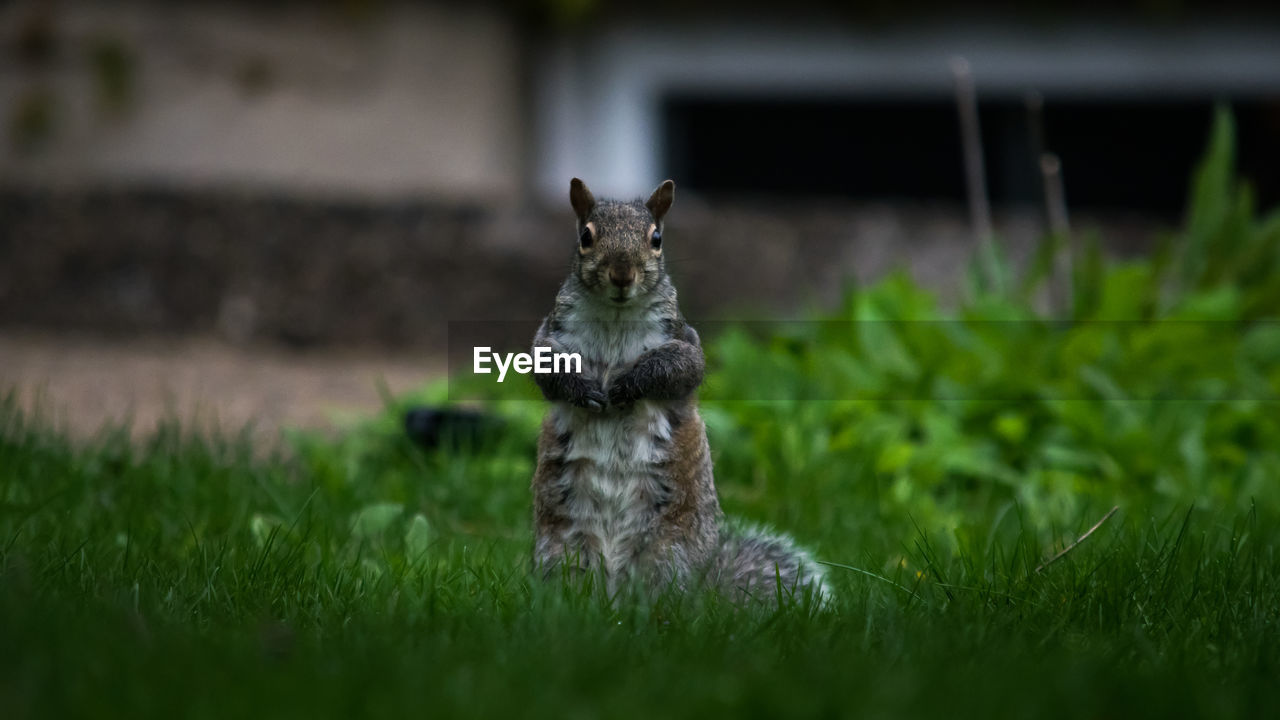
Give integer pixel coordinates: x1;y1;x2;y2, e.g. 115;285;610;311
568;177;675;307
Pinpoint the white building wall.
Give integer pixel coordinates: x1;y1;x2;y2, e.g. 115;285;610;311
532;19;1280;201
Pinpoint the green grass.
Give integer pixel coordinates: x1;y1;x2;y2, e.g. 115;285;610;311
4;108;1280;718
2;401;1278;719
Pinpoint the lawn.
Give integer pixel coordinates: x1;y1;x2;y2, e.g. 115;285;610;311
3;110;1278;718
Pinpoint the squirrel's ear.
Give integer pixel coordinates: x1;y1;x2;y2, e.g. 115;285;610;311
569;178;596;223
646;179;675;222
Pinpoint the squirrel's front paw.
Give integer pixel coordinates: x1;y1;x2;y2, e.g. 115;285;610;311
607;376;641;409
574;383;608;413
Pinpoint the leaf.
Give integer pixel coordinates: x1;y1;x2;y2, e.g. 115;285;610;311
404;513;432;558
1096;264;1154;320
249;513;283;547
993;412;1029;445
875;442;914;474
1181;105;1236;290
855;299;921;381
1172;285;1241;322
350;502;403;539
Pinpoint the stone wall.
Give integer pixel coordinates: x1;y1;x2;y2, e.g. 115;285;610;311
0;185;1161;350
1;1;523;202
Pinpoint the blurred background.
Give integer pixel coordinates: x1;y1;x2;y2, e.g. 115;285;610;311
2;0;1279;433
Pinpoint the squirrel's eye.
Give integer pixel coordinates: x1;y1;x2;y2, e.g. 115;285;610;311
579;227;593;249
651;230;662;250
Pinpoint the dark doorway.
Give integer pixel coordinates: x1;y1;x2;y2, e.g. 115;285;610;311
663;95;1280;217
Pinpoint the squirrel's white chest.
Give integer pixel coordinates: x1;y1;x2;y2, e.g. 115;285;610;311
552;401;673;468
558;308;668;381
551;403;674;576
546;302;677;576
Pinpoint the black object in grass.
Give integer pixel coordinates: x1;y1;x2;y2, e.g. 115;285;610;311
404;407;503;451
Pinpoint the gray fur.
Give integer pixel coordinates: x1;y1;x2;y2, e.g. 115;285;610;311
531;178;831;606
712;522;831;605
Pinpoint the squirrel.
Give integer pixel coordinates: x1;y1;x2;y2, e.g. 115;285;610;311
529;177;830;605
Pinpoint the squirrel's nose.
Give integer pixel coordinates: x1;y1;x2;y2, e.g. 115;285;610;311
609;265;636;288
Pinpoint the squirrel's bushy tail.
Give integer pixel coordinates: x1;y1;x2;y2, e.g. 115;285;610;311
711;520;832;606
